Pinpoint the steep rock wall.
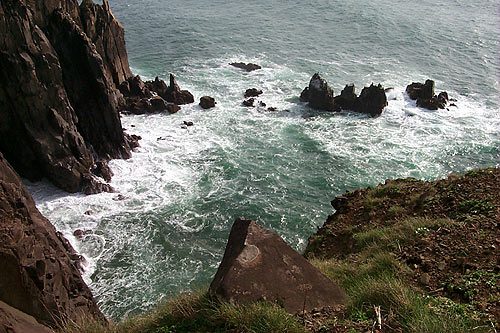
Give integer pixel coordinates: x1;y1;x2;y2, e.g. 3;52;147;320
0;152;104;327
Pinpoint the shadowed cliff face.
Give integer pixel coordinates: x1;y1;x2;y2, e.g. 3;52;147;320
0;0;135;193
0;152;104;327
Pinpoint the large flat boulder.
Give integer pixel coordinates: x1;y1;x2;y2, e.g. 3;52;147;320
210;218;347;314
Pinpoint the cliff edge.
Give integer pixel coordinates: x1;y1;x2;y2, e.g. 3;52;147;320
0;0;136;193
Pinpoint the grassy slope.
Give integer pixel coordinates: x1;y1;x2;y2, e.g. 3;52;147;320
62;168;500;332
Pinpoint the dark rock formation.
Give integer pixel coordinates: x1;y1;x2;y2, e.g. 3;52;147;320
242;98;255;107
334;84;357;111
200;96;216;109
229;62;262;72
210;218;348;314
163;74;194;105
121;74;192;114
300;73;336;111
244;88;263;98
300;74;388;116
0;153;104;327
0;301;53;333
355;84;388;117
406;79;434;100
406;79;450;110
150;96;168;112
0;0;135;193
79;0;133;89
166;104;181;114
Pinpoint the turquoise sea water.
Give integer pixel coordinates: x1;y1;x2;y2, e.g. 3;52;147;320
28;0;499;319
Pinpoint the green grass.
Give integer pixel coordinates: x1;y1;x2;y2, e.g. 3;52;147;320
310;217;493;332
60;289;304;333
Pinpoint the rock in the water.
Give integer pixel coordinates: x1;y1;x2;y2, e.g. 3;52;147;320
334;84;357;111
406;80;450;110
0;301;53;333
300;73;336;111
242;98;255;107
166;104;181;114
200;96;216;109
183;121;194;127
355;84;388;117
406;79;435;100
93;160;113;182
164;74;194;105
229;62;262;72
0;153;104;327
210;218;348;314
150;96;168;112
244;88;263;98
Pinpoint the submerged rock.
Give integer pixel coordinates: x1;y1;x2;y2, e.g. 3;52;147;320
210;218;348;314
229;62;262;72
200;96;216;109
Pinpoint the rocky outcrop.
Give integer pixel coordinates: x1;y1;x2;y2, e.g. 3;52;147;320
0;0;136;193
300;73;336;111
0;301;53;333
406;79;450;110
79;0;133;89
0;153;104;327
244;88;263;98
210;218;347;314
229;62;262;72
199;96;216;109
120;74;193;114
355;84;388;117
300;74;387;116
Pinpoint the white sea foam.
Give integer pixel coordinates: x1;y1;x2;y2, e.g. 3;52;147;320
26;51;499;319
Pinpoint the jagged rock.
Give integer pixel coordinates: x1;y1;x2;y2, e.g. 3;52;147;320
0;0;134;193
164;74;194;105
210;218;348;314
334;84;357;111
242;98;255;107
200;96;216;109
355;84;388;117
0;301;53;333
79;0;133;88
244;88;263;98
406;80;450;110
93;160;113;182
229;62;262;72
183;121;194;127
126;75;151;98
406;79;435;100
124;97;151;115
150;96;168;112
300;73;336;111
0;153;104;327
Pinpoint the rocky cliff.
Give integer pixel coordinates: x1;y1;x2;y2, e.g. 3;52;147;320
0;0;136;193
0;152;104;328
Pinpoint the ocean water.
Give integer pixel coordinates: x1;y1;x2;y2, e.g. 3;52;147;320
27;0;499;320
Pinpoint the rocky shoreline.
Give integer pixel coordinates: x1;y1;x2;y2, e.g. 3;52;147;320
0;0;484;331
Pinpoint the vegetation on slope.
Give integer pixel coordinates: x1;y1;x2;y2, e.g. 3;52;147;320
62;168;500;332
